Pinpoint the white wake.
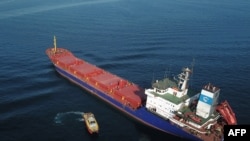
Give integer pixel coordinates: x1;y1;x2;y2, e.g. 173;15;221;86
54;111;85;125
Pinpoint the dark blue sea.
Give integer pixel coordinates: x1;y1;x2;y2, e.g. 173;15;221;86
0;0;250;141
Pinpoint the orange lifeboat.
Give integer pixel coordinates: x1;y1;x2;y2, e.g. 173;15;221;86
216;100;237;125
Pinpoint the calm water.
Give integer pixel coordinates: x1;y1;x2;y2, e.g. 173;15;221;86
0;0;250;141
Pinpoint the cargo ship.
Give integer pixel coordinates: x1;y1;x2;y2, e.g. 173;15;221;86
46;36;237;141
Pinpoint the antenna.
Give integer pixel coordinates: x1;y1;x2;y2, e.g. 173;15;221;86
164;66;171;79
151;72;155;85
191;58;195;73
189;58;195;88
164;68;167;79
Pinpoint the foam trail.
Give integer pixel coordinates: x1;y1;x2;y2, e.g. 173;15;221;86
0;0;120;19
54;111;85;125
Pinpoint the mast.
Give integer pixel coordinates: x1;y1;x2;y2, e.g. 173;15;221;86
189;58;195;88
53;35;57;52
178;67;192;91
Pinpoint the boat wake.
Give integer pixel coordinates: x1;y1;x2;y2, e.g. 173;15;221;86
54;111;85;125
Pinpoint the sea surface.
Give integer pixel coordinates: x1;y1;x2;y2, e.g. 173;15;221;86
0;0;250;141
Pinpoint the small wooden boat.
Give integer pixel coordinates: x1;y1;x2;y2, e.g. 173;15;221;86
83;112;99;134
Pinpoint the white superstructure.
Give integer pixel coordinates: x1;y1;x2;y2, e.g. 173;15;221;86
143;65;237;141
145;67;198;119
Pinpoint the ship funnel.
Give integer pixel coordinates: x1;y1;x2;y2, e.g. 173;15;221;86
196;83;220;118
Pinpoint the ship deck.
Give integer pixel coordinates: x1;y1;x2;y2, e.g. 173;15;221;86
152;78;177;89
54;64;202;141
178;106;220;126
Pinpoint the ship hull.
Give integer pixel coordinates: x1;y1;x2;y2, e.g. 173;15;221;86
53;64;201;141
